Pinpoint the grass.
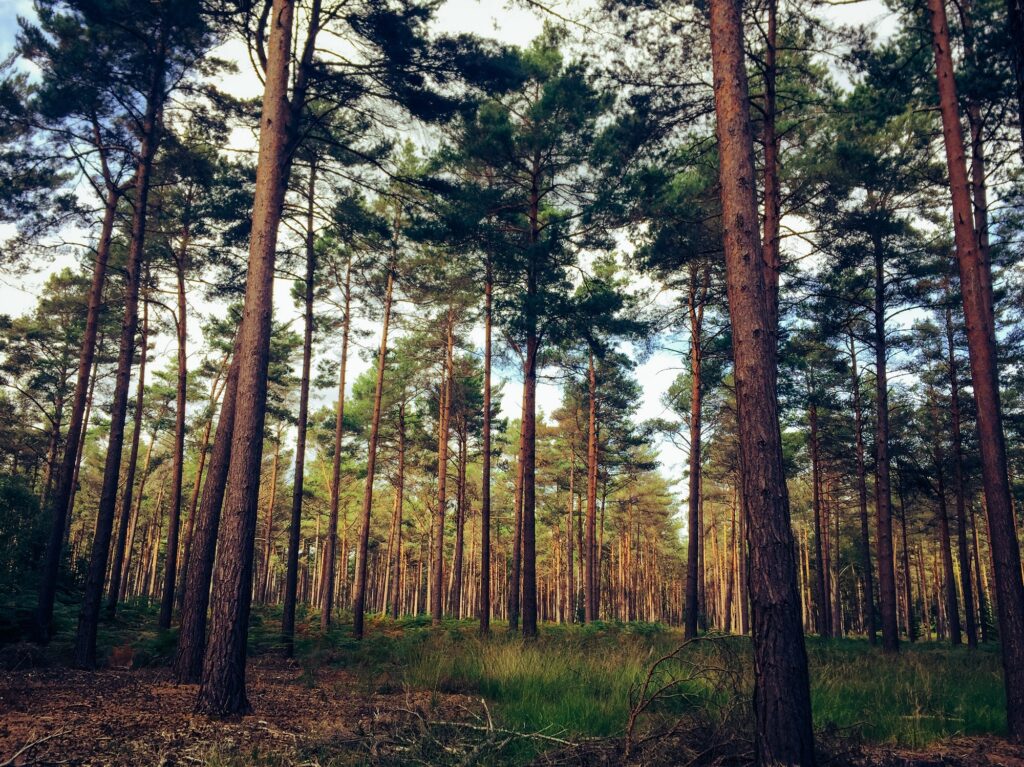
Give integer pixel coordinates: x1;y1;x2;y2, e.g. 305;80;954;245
808;637;1006;746
1;590;1007;751
290;616;1006;748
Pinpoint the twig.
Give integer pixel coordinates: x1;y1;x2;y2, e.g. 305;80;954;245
0;728;67;767
481;697;494;732
425;719;578;746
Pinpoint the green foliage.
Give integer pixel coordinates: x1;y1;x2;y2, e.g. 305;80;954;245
0;473;44;594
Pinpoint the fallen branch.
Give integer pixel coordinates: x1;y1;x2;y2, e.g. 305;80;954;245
425;718;579;747
0;728;67;767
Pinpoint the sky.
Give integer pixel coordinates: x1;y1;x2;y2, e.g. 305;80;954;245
0;0;899;517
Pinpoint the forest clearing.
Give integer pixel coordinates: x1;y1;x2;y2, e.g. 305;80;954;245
0;603;1015;765
1;0;1023;763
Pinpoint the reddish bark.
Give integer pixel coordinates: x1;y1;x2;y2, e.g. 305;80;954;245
927;0;1024;735
930;393;962;644
707;0;816;758
175;358;228;615
172;349;239;683
761;0;781;335
195;0;303;715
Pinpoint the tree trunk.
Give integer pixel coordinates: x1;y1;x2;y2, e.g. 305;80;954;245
352;266;394;639
260;438;281;602
74;41;166;667
831;486;843;637
707;0;816;758
761;0;781;333
66;339;102;548
480;259;492;634
431;311;454;625
971;503;991;642
108;293;149;616
282;161;317;652
320;257;351;631
848;333;876;643
872;233;900;653
176;359;227;615
929;392;962;644
724;495;737;631
391;405;406;619
451;429;467;617
34;182;120;643
927;0;1024;735
172;348;239;683
119;420;159;602
39;391;64;514
685;265;705;638
809;397;831;638
521;333;539;638
159;248;189;629
584;351;599;623
195;0;300;716
945;299;977;647
509;385;526;630
566;451;575;623
739;488;749;634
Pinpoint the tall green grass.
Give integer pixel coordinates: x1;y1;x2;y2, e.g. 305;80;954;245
808;637;1005;746
302;619;1006;748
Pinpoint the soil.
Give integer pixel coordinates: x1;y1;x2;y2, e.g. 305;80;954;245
0;656;476;766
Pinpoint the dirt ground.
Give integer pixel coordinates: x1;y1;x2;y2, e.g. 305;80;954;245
3;659;1024;766
0;657;483;766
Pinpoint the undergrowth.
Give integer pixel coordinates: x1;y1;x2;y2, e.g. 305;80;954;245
0;591;1007;752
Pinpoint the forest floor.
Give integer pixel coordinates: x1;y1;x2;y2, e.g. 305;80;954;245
0;596;1021;765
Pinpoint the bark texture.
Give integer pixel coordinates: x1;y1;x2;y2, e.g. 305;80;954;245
707;0;816;759
195;0;297;715
172;349;239;683
927;0;1024;735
